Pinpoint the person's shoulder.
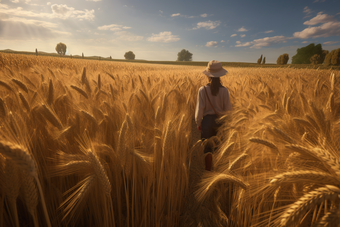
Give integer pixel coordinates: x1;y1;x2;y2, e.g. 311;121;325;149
198;86;206;92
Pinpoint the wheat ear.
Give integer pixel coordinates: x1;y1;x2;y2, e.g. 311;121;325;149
87;150;111;197
19;92;30;112
41;104;63;130
70;85;89;99
229;153;248;171
272;127;294;143
12;78;28;93
47;79;54;105
195;172;248;203
0;141;36;176
0;80;14;92
279;186;340;227
270;170;340;186
249;137;280;155
313;208;340;227
0;97;8;117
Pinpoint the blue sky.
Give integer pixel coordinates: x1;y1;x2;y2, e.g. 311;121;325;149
0;0;340;63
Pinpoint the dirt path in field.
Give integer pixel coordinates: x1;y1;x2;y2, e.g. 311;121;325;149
179;119;224;227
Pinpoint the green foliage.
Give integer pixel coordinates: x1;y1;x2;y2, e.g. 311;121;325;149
55;42;67;56
291;43;323;64
277;54;289;65
262;57;266;65
257;55;263;64
177;49;193;61
124;51;135;60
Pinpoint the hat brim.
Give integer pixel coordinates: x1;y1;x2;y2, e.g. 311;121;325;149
202;68;228;78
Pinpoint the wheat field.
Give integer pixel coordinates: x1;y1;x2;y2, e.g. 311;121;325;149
0;53;339;227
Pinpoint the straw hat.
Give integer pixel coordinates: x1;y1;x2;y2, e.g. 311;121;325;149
202;60;228;78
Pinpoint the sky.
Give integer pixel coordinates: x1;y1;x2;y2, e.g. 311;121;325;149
0;0;340;63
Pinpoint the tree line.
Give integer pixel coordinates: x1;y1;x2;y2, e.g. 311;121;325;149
259;43;340;66
43;42;340;66
50;43;193;61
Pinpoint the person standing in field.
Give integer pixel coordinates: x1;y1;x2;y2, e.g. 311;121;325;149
195;60;232;171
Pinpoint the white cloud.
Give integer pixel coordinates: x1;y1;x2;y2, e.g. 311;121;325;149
86;0;102;1
159;10;163;14
323;41;339;45
47;2;51;5
114;31;143;41
11;0;19;3
238;26;248;32
304;12;336;25
293;21;340;39
98;24;131;31
230;34;237;37
235;35;288;48
171;13;180;17
0;3;95;21
0;16;71;40
240;34;246;38
194;20;221;30
303;6;312;18
200;13;207;17
221;40;225;43
206;41;218;47
147;31;180;43
264;30;274;33
302;41;308;43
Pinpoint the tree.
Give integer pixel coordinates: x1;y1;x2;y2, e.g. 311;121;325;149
257;55;263;64
262;57;266;65
277;54;289;65
82;53;84;58
310;54;321;65
177;49;193;61
325;48;340;66
35;48;38;56
124;51;135;60
55;42;67;56
291;43;323;64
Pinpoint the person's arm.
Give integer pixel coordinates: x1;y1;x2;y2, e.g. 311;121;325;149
195;88;205;128
223;89;232;111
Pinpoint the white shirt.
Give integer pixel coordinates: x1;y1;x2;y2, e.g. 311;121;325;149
195;85;232;127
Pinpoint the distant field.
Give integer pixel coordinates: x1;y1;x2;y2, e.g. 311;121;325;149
1;49;339;70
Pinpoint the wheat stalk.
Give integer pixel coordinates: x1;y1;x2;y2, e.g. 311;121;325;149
21;171;39;227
